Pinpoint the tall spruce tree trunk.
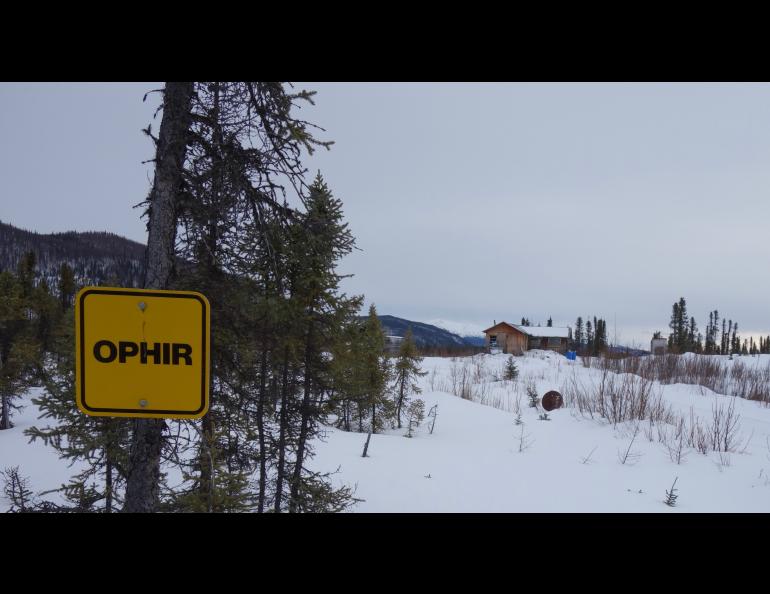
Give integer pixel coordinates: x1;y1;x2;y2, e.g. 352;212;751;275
256;346;268;513
0;393;9;430
371;402;376;433
274;347;290;512
396;377;405;429
198;82;222;513
105;457;113;513
289;319;315;512
1;349;10;430
123;81;194;513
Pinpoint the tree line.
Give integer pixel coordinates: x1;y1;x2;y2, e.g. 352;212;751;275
663;297;769;355
0;253;76;432
572;316;609;355
0;221;145;289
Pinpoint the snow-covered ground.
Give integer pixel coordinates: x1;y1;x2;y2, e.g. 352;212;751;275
3;351;770;512
310;352;770;512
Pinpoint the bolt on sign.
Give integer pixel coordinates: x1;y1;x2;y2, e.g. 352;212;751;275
75;287;210;419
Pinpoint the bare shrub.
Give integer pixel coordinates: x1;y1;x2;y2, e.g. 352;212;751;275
601;353;770;405
517;425;534;453
562;369;673;427
617;423;643;465
715;451;731;471
427;404;438;434
643;417;655;442
526;379;539;408
428;367;438;392
580;446;598;465
565;363;750;459
449;358;474;400
663;417;688;465
511;391;523;416
709;398;741;453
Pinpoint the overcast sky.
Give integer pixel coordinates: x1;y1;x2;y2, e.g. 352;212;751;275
2;82;769;346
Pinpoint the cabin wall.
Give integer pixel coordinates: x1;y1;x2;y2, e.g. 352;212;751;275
485;323;568;355
484;325;527;355
527;336;568;354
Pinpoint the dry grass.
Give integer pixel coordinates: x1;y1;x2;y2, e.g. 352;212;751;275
591;354;770;405
563;367;749;456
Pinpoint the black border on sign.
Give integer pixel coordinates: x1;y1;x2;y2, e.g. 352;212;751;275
79;288;208;416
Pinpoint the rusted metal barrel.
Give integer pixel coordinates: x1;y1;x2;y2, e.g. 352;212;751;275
541;390;563;411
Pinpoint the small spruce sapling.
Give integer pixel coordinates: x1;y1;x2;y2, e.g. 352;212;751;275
504;356;519;381
527;384;539;408
405;400;425;438
514;412;523;426
1;466;35;513
664;477;679;507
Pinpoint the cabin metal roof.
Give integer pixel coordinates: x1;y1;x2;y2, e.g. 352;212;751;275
483;321;570;339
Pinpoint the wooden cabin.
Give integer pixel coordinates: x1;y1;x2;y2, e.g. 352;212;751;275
483;321;571;355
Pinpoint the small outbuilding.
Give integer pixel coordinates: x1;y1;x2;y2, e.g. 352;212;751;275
483;321;571;355
650;337;667;355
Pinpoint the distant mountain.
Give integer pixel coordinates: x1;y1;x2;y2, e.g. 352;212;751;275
0;220;145;289
425;318;484;337
460;336;486;347
425;318;487;346
376;315;479;348
606;345;650;356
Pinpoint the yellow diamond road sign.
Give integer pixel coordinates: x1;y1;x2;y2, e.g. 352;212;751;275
75;287;210;419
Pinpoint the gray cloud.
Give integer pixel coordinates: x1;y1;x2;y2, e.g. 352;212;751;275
2;82;768;345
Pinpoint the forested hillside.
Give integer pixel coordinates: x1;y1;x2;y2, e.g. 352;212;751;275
377;315;476;348
0;220;145;289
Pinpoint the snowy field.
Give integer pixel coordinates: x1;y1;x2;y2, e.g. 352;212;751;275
310;352;770;512
3;351;770;512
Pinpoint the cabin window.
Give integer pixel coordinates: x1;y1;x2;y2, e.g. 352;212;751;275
489;335;498;346
547;337;562;347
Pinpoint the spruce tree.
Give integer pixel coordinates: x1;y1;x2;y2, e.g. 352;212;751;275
721;318;727;355
574;316;584;352
360;304;392;433
285;174;361;512
31;278;61;353
16;251;36;299
57;263;76;312
0;270;37;430
503;356;519;381
393;327;427;429
404;399;425;438
687;317;698;353
26;308;131;512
